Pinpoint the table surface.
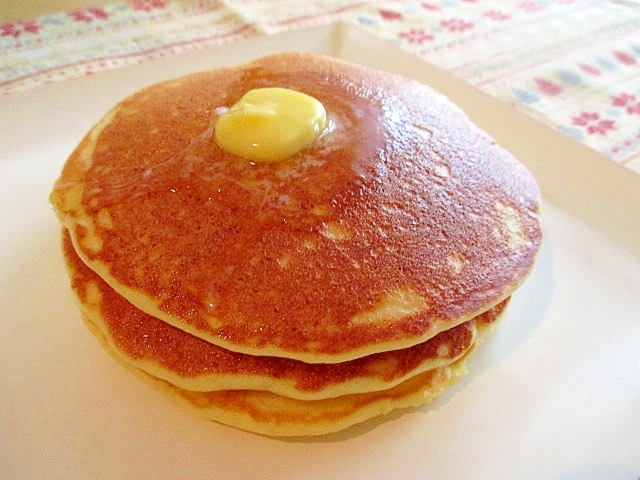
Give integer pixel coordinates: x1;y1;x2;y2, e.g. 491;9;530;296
2;0;640;175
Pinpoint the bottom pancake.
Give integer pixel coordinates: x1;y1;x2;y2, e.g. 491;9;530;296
82;311;471;437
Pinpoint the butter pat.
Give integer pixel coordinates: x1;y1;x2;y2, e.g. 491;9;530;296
214;87;328;162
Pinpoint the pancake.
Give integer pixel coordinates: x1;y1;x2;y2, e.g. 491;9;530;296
81;310;472;437
50;52;541;363
64;228;507;400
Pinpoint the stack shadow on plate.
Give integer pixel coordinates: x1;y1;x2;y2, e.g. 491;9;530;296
50;53;541;436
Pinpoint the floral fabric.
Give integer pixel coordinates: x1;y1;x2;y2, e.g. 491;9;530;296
2;0;639;173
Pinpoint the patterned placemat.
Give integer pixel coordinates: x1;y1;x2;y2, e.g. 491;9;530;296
2;0;639;173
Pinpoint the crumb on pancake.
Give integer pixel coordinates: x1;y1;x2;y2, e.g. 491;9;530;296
76;219;103;254
494;200;530;251
96;208;114;230
436;342;450;358
432;163;451;179
350;287;426;326
446;252;467;275
320;220;353;241
83;280;102;308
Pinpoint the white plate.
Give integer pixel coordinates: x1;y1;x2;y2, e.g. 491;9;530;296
1;23;639;480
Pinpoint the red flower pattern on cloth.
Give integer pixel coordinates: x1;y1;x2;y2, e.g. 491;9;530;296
421;3;442;11
517;1;545;12
1;20;40;38
611;93;640;115
613;50;636;66
483;10;511;21
627;103;640;115
572;112;616;135
579;63;601;76
535;78;562;96
71;8;109;23
398;28;434;44
441;18;474;32
132;0;167;11
379;9;402;21
612;93;636;107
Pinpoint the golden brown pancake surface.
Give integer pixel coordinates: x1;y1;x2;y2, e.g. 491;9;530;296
63;230;507;399
51;52;541;362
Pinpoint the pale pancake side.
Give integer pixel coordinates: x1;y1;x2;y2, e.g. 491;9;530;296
51;52;541;363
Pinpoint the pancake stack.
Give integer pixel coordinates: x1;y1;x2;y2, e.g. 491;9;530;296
50;53;542;436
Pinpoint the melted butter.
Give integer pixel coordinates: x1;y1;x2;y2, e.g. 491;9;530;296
214;87;328;162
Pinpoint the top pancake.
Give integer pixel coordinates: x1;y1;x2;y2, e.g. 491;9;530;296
50;52;541;363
